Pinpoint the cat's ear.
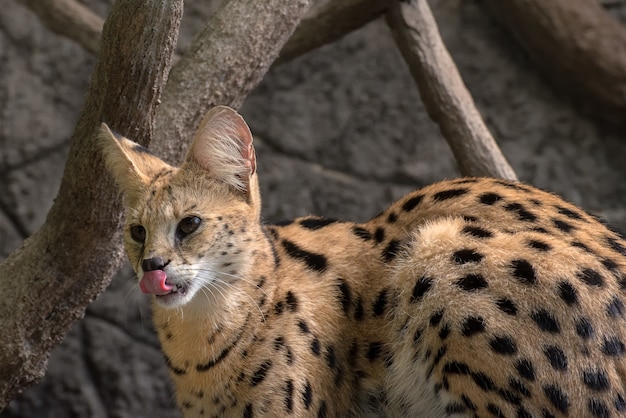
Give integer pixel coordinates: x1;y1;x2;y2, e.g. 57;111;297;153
99;123;172;199
185;106;256;193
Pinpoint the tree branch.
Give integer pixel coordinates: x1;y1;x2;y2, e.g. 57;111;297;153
482;0;626;127
386;0;517;180
19;0;103;55
275;0;390;65
0;0;182;408
152;0;316;165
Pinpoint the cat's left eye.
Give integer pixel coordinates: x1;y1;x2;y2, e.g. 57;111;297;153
177;216;202;238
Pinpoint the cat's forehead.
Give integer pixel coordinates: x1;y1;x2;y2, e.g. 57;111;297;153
126;169;232;223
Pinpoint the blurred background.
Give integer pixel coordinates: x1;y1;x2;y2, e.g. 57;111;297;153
1;0;626;416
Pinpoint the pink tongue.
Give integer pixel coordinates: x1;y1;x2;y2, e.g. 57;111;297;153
139;270;173;295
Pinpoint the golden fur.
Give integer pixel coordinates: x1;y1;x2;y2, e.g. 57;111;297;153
101;106;626;417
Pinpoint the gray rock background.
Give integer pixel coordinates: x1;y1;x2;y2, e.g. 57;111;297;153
2;0;626;417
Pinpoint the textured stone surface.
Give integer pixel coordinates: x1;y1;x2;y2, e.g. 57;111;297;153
2;0;626;417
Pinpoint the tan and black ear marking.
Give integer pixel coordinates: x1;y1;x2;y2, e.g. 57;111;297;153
185;106;257;192
99;123;172;199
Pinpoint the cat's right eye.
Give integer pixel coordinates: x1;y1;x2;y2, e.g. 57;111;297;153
130;225;146;243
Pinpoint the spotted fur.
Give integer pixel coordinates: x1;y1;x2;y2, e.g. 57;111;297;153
101;107;626;417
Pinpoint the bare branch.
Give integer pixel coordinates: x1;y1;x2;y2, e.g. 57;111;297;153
482;0;626;127
19;0;103;55
386;0;517;181
275;0;390;65
152;0;317;165
0;0;182;407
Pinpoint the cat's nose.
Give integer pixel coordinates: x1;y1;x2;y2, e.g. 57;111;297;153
142;257;165;272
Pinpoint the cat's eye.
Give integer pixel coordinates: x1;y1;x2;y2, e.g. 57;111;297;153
177;216;202;238
130;225;146;243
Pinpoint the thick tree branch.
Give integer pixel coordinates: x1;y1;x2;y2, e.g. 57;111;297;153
386;0;517;180
275;0;390;65
19;0;103;55
0;0;182;408
152;0;317;165
482;0;626;127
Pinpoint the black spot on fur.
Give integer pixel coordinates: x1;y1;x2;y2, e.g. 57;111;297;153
577;268;604;287
402;194;424;212
366;342;383;361
496;298;518;316
354;297;364;321
373;288;389;316
528;239;551;251
576;317;594;340
462;225;493;238
487;403;505;418
382;239;401;262
557;281;578;305
445;402;466;414
571;241;591;252
433;188;469;201
298;319;311;334
374;227;385;243
452;249;484;264
281;240;327;273
439;324;451;340
497;389;521;406
299;217;338;230
602;336;625;357
443;361;470;375
607;236;626;256
284;380;294;412
387;212;398;223
274;300;284;315
430;309;444;326
504;202;537;222
336;278;351;314
302;380;313;409
615;394;626;411
317;401;327;418
352;226;372;241
489;335;518;355
515;359;536;381
479;192;502;205
531;309;561;334
543;384;569;413
471;372;496;391
588;399;610;418
311;338;321;356
430;346;447;371
411;276;433;302
556;206;584;220
583;368;610;392
457;274;488;291
164;355;187;376
544;346;568;370
243;403;253;418
462;316;486;337
325;346;336;369
553;218;575;233
286;291;298;312
607;296;624;317
461;394;477;411
510;259;538;285
516;406;533;418
250;360;272;386
509;378;531;398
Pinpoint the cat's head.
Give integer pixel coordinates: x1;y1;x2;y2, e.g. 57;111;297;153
100;106;261;310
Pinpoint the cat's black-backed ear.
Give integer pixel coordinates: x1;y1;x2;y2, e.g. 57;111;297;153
99;123;173;200
185;106;257;192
